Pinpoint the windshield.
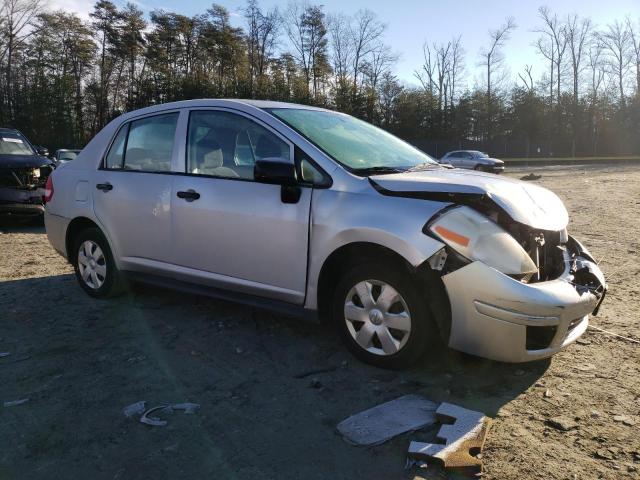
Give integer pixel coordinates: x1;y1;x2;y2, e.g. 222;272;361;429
474;151;489;158
0;132;34;156
267;108;437;173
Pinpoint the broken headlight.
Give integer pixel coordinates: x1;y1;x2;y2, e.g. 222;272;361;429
426;206;538;275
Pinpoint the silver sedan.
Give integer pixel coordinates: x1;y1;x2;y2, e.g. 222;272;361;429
440;150;505;173
43;100;604;369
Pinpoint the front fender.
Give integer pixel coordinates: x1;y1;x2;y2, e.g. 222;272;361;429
305;187;447;310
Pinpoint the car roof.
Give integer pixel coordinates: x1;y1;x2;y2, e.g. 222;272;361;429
117;99;331;122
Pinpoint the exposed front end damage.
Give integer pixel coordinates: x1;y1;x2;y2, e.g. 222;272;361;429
369;169;606;362
0;163;53;218
439;236;605;362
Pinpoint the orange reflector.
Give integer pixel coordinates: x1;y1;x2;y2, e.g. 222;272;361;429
434;225;470;247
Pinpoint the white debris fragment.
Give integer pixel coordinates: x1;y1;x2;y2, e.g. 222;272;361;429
0;352;11;358
123;401;147;418
139;403;201;426
140;405;170;427
4;398;29;407
337;394;438;446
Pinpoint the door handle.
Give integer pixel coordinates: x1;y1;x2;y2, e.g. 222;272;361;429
177;189;200;201
96;183;113;192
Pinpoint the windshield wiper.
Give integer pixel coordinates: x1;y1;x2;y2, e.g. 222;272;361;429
353;166;407;176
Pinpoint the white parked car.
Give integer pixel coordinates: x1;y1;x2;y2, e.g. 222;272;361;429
44;100;606;369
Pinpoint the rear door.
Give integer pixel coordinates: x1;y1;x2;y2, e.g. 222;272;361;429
92;111;180;271
170;109;312;304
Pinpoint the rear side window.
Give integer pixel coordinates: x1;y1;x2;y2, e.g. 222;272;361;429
105;125;128;169
104;112;178;171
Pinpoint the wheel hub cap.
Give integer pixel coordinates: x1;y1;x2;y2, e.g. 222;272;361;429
343;280;412;357
77;240;106;290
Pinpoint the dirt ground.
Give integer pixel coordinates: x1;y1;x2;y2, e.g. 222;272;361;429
0;164;638;480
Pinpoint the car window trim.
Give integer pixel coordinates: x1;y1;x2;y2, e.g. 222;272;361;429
99;109;181;173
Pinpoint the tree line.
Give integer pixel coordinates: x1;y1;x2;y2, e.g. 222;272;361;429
0;0;638;158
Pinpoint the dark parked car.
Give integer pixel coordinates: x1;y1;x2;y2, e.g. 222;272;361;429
440;150;505;173
0;128;55;219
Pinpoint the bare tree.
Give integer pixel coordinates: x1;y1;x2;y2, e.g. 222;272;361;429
566;14;591;102
328;13;353;94
536;35;555;102
414;42;436;96
480;16;516;139
0;0;44;117
536;7;567;105
518;64;535;92
349;9;385;99
626;16;640;94
599;20;633;105
447;36;465;110
245;0;280;95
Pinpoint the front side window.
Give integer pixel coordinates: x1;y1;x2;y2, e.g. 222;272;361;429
187;110;291;180
267;108;437;174
104;113;178;171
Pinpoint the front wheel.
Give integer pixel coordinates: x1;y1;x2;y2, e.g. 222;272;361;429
333;263;435;369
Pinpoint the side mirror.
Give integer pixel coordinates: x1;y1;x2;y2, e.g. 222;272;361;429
36;146;49;156
254;158;297;186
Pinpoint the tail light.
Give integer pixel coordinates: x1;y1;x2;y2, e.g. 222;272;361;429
44;175;54;203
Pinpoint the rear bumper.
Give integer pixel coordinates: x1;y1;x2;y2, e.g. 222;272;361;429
442;239;605;362
44;211;70;258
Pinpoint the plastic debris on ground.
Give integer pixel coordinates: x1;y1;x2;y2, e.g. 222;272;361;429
123;401;147;418
337;394;438;446
408;402;492;475
123;401;201;427
4;398;29;407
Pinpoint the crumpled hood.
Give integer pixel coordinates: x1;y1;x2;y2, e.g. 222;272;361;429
0;154;53;169
370;168;568;231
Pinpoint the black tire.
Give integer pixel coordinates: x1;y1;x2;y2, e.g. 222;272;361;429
72;227;125;298
473;164;483;171
332;263;436;369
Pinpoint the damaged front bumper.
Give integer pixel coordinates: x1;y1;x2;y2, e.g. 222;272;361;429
0;187;46;217
441;237;606;362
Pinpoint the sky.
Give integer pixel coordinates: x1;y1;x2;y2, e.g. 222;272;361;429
50;0;639;88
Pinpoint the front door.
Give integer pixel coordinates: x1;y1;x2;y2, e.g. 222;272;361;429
170;109;312;304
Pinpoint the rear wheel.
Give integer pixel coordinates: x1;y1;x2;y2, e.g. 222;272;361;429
72;227;124;298
333;263;435;369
